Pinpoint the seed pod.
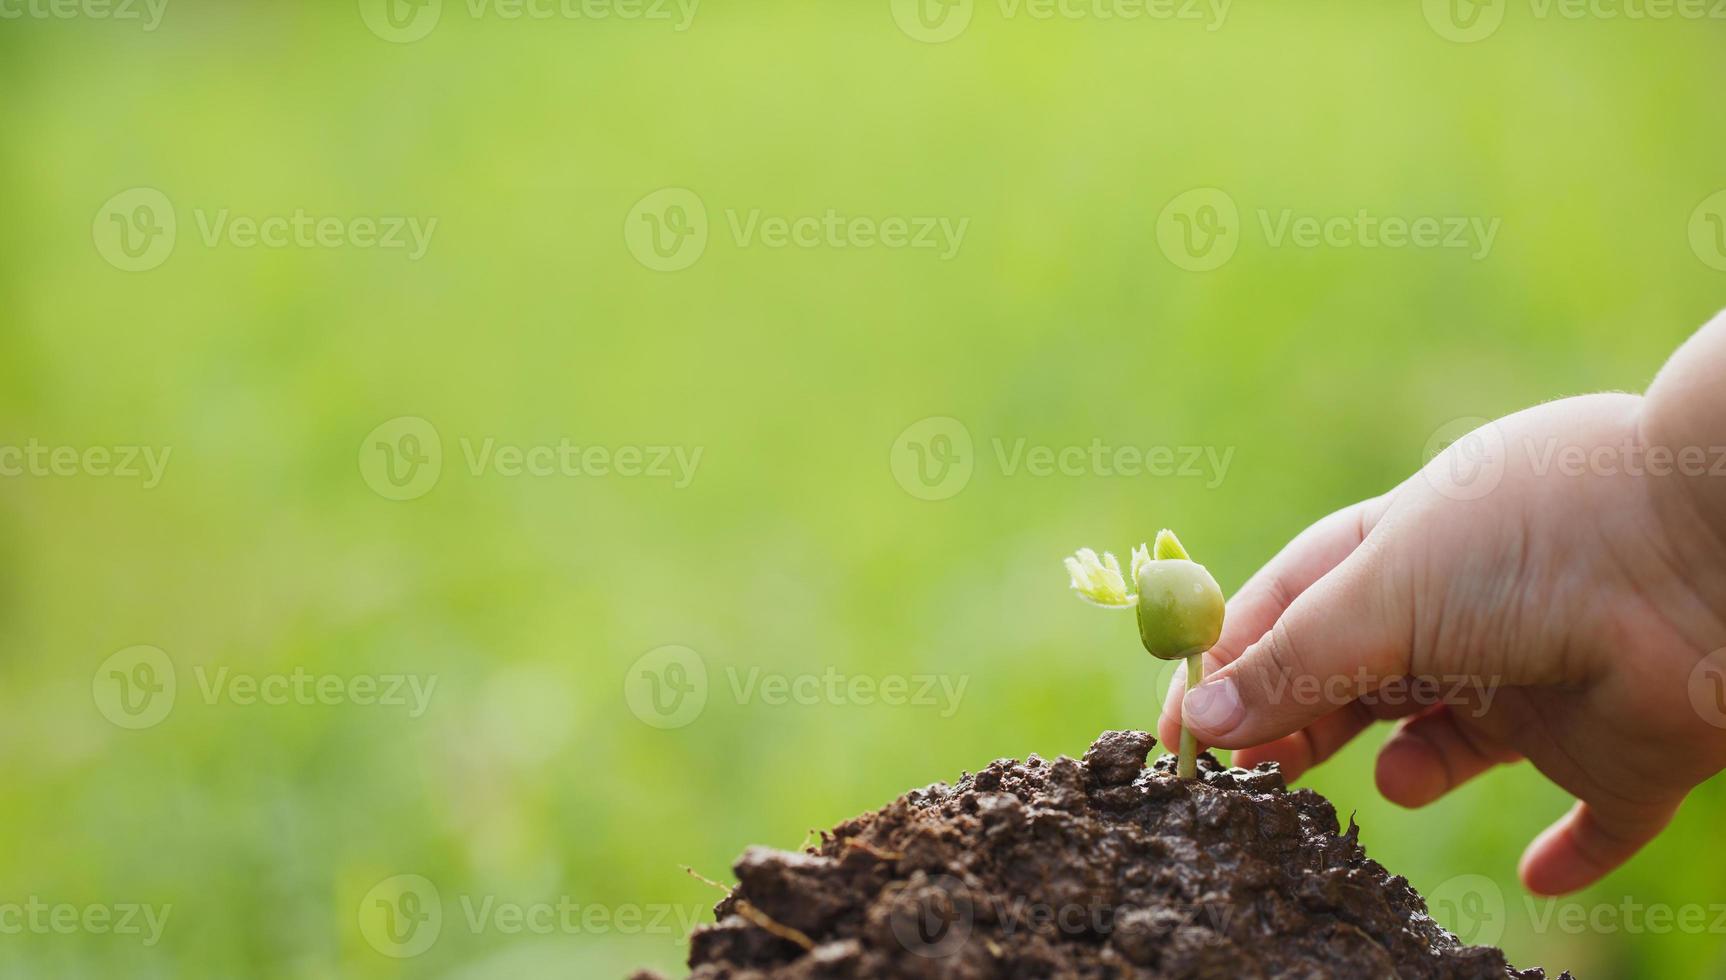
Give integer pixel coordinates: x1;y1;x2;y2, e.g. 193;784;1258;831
1134;542;1225;662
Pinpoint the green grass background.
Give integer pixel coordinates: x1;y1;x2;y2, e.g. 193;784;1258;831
3;0;1726;975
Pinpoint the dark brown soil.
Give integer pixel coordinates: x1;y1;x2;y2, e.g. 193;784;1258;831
639;731;1569;979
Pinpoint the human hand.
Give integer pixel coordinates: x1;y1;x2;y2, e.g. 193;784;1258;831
1158;312;1726;895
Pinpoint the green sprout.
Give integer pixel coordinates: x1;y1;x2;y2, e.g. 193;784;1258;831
1064;529;1226;779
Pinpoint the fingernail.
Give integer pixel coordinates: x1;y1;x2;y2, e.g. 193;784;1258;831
1184;678;1243;734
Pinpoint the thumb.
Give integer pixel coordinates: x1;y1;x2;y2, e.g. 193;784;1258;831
1181;546;1410;748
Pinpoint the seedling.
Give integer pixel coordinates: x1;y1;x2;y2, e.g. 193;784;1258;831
1064;529;1225;779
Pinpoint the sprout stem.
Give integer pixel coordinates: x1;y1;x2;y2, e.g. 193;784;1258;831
1178;652;1203;779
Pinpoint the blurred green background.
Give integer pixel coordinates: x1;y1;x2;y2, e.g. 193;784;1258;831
3;0;1726;976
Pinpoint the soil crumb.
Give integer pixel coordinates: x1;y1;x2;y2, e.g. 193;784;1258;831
638;731;1568;979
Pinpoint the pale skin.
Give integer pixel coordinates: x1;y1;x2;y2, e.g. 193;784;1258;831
1158;310;1726;897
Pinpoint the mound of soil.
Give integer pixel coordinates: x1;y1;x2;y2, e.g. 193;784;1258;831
640;731;1567;979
